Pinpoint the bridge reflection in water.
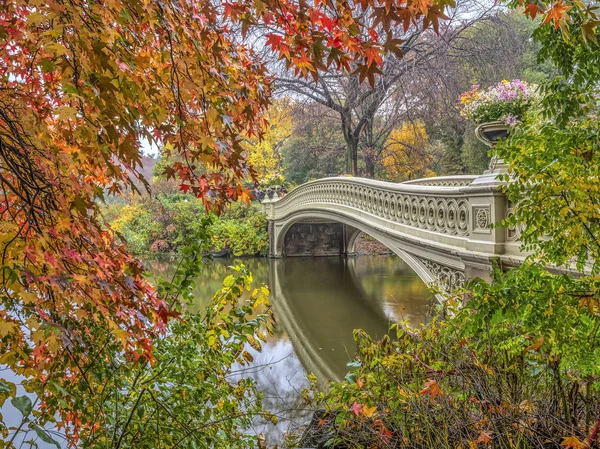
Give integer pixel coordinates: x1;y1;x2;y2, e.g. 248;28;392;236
268;256;432;382
147;255;431;383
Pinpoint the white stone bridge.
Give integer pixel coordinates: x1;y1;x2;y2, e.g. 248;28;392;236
262;174;525;294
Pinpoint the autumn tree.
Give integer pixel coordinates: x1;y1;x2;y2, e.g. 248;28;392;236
245;99;292;184
275;0;495;176
281;101;347;183
380;121;437;181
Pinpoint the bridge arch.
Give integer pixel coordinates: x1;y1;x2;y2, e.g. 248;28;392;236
272;210;463;298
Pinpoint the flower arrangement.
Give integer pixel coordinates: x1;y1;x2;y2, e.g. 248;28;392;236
459;80;538;126
261;173;288;189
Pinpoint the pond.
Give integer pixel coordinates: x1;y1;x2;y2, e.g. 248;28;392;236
146;255;434;444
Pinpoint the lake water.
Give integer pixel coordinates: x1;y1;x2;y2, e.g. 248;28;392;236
146;255;433;444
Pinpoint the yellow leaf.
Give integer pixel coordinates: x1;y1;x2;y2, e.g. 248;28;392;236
207;331;218;349
222;275;235;288
361;405;377;418
0;320;18;338
55;106;78;120
45;42;69;56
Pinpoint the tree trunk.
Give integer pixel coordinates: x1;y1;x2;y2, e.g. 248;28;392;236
341;114;359;176
365;160;375;178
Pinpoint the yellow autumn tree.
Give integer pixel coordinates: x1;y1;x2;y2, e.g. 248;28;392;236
245;99;293;184
381;121;436;182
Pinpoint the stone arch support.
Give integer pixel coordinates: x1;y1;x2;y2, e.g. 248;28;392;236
268;210;471;299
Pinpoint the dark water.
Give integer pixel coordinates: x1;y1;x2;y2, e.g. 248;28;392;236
146;255;433;443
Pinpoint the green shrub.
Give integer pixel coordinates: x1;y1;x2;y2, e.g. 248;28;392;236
297;264;600;449
208;208;268;256
104;195;268;256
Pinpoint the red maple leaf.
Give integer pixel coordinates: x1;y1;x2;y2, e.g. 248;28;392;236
524;3;541;19
265;33;285;50
350;401;363;416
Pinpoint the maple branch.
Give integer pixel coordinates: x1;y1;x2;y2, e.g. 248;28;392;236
114;387;148;449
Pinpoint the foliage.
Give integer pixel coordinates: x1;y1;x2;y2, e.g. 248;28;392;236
1;219;275;448
380;122;436;182
282;102;347;184
496;0;600;274
300;263;600;448
106;194;208;254
246;100;293;184
105;195;268;256
498;109;600;273
449;10;556;87
459;80;539;125
208;205;269;257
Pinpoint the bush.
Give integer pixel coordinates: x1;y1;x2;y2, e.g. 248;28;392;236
104;195;268;256
110;203;162;254
297;264;600;449
208;207;268;256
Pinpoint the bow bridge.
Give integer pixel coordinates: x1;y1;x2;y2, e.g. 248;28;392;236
262;174;525;294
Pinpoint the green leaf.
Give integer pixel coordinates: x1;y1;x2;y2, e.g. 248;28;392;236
11;395;32;417
33;425;61;448
0;379;13;395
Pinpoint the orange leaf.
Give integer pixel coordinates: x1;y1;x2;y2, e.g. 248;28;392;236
477;430;493;446
525;336;544;352
542;0;572;29
561;436;588;449
419;378;443;400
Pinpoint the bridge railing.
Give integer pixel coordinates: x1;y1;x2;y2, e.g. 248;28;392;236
401;175;479;187
262;175;521;259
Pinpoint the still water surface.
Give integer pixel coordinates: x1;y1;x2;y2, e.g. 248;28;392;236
147;255;433;443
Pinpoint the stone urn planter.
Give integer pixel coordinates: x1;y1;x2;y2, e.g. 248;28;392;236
470;121;510;186
475;120;509;147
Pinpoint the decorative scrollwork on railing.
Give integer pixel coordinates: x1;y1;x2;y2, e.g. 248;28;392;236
505;207;525;242
271;180;471;237
418;257;466;293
